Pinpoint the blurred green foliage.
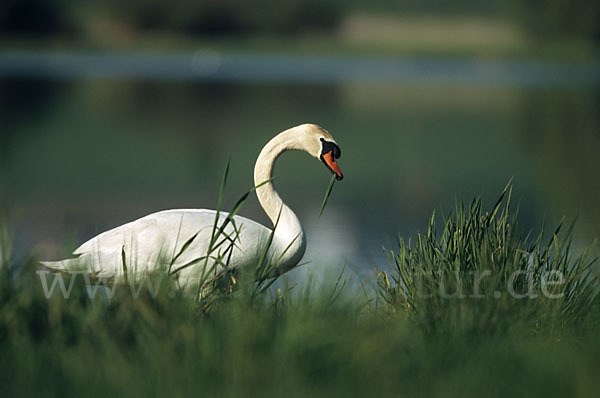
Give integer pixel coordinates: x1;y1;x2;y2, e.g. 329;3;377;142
0;0;341;37
1;0;599;43
511;0;600;41
106;0;342;35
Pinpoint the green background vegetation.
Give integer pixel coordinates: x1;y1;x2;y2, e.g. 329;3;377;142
1;0;599;58
2;0;600;41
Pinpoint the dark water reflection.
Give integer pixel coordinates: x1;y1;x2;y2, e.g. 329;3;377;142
1;66;598;276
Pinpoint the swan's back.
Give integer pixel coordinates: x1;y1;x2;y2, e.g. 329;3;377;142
42;209;273;287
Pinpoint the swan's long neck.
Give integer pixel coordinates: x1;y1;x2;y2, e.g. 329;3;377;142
254;129;307;272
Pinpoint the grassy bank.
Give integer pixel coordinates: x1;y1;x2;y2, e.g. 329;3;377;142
1;190;599;397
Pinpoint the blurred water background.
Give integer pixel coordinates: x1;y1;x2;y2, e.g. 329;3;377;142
1;0;599;279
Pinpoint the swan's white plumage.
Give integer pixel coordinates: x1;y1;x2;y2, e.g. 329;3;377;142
41;123;342;289
44;209;274;286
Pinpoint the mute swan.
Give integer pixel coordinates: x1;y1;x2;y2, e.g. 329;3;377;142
41;124;343;288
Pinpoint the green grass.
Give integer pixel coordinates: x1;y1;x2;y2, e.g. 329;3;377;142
1;186;599;397
378;183;599;336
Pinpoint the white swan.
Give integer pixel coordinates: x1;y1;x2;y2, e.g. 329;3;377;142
41;124;343;288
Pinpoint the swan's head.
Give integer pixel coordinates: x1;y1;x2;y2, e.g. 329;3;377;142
298;124;343;181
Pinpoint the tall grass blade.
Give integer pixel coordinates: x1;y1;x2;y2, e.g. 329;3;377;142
318;174;337;220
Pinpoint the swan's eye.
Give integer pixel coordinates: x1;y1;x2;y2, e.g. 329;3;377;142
333;145;341;159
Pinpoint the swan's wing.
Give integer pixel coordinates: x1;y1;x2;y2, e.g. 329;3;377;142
73;209;218;256
42;212;176;277
156;209;274;275
55;209;273;279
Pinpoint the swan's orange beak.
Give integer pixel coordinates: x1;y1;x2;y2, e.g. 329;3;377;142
321;151;343;181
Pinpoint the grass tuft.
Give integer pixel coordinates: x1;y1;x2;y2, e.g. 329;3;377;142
378;183;599;337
